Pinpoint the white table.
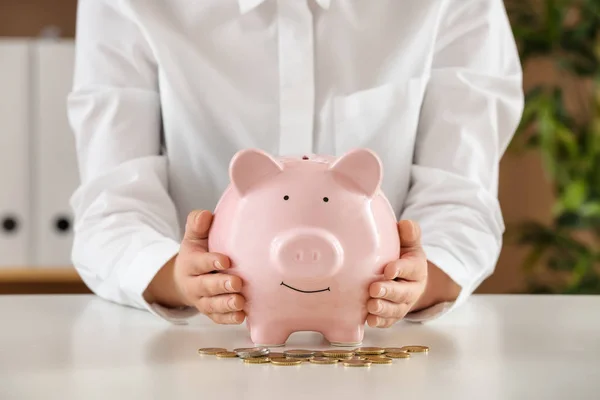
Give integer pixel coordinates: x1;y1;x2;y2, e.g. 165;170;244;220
1;294;599;400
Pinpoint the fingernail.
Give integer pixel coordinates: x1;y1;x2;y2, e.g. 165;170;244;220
411;220;418;236
225;280;234;292
375;317;383;327
194;211;204;225
214;260;224;270
378;287;387;297
376;301;383;313
228;296;238;310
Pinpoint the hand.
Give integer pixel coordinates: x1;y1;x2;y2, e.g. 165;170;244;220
145;210;246;324
366;220;427;328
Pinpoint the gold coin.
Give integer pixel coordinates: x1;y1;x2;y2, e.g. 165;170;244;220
384;347;408;354
401;345;429;353
270;357;303;366
215;351;238;358
365;356;393;364
387;352;411;359
286;357;312;362
343;356;366;361
354;347;385;355
310;357;339;364
243;357;271;364
322;349;354;358
284;349;316;358
197;347;228;355
342;359;372;367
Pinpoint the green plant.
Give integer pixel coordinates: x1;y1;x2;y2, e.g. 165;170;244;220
506;0;600;293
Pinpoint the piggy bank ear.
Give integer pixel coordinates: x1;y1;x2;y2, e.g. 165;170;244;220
229;148;283;196
329;148;382;198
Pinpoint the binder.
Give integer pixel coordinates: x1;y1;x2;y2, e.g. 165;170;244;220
0;39;32;267
31;39;79;267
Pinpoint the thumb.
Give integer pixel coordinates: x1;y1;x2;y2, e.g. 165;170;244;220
183;210;213;249
398;220;422;251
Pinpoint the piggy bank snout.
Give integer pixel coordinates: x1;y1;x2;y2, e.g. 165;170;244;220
273;230;343;278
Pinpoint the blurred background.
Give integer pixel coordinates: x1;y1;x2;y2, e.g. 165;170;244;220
0;0;598;296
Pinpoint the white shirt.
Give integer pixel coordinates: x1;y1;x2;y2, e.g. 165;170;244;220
67;0;524;323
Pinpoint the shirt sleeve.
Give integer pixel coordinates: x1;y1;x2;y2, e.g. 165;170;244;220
402;0;524;322
67;0;193;323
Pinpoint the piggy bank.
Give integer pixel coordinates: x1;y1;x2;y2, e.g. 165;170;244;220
208;148;400;346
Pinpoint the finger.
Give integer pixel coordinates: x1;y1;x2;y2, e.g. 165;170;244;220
382;258;427;281
183;210;213;248
370;280;423;304
372;316;400;328
186;251;231;276
398;220;422;252
367;298;411;319
207;311;246;325
195;293;245;314
194;273;242;297
366;314;400;328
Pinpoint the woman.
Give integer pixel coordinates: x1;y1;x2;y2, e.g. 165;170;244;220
67;0;523;326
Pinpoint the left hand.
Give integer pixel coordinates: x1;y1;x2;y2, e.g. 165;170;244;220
367;220;428;328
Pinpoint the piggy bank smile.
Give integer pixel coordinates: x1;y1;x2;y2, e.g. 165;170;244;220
280;281;331;294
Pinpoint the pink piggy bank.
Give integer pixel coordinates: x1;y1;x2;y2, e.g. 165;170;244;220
208;148;400;346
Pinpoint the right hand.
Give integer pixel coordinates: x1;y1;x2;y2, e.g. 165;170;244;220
146;210;246;324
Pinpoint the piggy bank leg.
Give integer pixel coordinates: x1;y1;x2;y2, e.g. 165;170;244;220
249;323;292;347
323;323;364;347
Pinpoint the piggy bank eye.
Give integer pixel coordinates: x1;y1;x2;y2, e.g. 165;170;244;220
323;197;329;203
283;195;290;201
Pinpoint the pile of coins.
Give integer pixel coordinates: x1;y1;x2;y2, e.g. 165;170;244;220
197;346;429;367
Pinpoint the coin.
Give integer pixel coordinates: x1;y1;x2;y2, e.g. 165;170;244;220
401;345;429;353
197;347;228;355
386;352;411;359
271;357;303;366
322;349;354;358
343;356;367;361
310;357;339;365
284;349;316;358
243;357;271;364
354;347;385;355
216;351;238;358
268;352;286;358
342;359;372;367
384;347;408;354
235;347;270;358
286;357;313;362
365;356;393;364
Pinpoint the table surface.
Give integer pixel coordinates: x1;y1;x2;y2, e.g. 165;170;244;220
1;294;599;400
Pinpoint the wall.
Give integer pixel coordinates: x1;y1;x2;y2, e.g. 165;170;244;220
0;0;554;294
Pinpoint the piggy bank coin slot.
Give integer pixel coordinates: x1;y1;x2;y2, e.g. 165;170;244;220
1;215;18;234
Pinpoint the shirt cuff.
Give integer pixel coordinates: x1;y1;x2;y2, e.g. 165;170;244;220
119;238;199;325
403;244;486;323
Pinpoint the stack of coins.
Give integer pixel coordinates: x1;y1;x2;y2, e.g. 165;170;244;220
232;347;271;364
197;345;429;367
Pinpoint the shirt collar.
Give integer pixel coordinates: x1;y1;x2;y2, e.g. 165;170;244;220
239;0;331;14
